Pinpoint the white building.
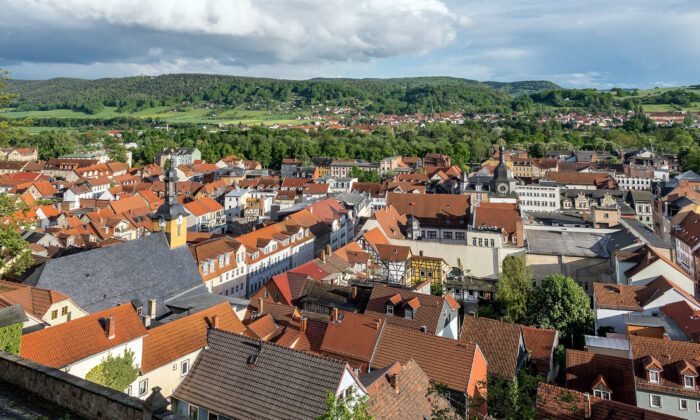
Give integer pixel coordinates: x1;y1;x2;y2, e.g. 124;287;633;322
515;184;561;212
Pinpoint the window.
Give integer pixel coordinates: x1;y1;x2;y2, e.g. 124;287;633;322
405;308;413;320
208;413;218;420
274;292;279;302
443;232;453;240
61;306;68;316
649;371;660;384
138;379;148;396
427;231;437;239
419;270;425;277
650;394;661;408
472;238;477;246
209;260;215;272
51;310;58;320
490;239;495;247
697;401;700;412
386;305;394;316
225;253;230;265
455;232;465;240
264;290;269;299
202;264;208;275
181;359;190;376
188;405;198;419
679;399;688;411
593;390;611;400
684;375;695;389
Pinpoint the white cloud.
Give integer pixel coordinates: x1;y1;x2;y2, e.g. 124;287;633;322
24;0;463;63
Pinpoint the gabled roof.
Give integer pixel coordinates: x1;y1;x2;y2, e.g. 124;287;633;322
460;316;523;380
565;349;636;405
361;227;390;253
141;302;246;372
661;301;700;342
630;335;700;398
364;284;451;333
536;383;679;420
375;243;411;261
472;202;521;236
20;303;147;368
673;210;700;247
522;326;557;362
371;205;406;239
245;313;280;341
0;280;71;319
386;192;470;228
372;324;478;393
320;311;385;362
172;329;352;420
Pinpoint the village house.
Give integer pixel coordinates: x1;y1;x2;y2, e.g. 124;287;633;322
183;197;226;233
189;237;247;297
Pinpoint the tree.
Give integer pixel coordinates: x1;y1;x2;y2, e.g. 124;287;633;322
496;255;534;324
0;323;22;354
467;371;540;420
348;166;381;183
85;349;140;392
109;144;128;163
0;194;34;275
315;387;372;420
527;274;594;347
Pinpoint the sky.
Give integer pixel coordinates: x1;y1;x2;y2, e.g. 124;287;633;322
1;0;700;88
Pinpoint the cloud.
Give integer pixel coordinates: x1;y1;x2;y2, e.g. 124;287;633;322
13;0;462;66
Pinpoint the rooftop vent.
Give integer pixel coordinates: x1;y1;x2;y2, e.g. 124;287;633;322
247;354;258;366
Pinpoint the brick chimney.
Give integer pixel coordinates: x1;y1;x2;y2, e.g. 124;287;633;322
300;318;307;333
376;319;381;331
583;393;591;419
352;286;358;300
331;308;339;322
148;299;157;319
321;249;326;263
258;297;264;314
212;315;219;329
390;373;399;392
105;316;116;339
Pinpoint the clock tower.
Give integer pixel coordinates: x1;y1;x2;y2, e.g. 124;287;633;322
151;168;189;248
489;145;517;201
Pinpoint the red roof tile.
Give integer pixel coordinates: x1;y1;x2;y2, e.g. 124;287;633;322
321;311;384;362
565;349;636;405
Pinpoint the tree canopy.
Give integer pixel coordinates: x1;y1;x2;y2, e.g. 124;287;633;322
85;349;140;393
496;255;534;324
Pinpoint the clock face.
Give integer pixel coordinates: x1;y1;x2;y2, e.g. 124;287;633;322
497;184;508;194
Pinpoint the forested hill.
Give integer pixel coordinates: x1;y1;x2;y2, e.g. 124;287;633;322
4;74;557;115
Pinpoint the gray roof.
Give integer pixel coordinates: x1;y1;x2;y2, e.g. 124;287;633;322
173;329;349;420
24;232;207;316
618;218;672;249
0;305;28;329
675;170;700;181
526;229;611;257
155;294;249;326
623;313;689;341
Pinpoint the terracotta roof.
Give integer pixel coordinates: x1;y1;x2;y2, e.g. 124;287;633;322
593;283;649;311
275;317;328;355
630;335;700;398
363;359;452;419
141;302;246;372
321;311;385;362
536;383;679;420
307;198;349;224
565;349;636;405
109;195;150;215
30;181;57;197
365;284;451;333
522;326;557;361
544;171;616;188
386;192;470;228
361;227;390;253
289;261;330;281
0;280;71;319
302;183;329;195
351;182;385;197
375;243;411;261
333;241;369;265
460;316;523;380
673;210;700;247
20;303;147;368
473;202;522;236
371;205;406;239
281;178;311;190
372;324;479;393
661;301;700;342
245;313;280;341
275;190;297;201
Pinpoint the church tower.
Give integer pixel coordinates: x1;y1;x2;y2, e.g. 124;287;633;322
489;145;517;202
152;168;189;248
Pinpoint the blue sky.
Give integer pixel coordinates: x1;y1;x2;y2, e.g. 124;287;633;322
1;0;699;88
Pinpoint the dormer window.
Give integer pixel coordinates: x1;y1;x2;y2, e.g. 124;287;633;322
386;305;394;316
649;370;660;384
219;255;224;267
684;376;695;389
225;253;230;265
405;308;413;320
202;264;208;275
209;260;215;273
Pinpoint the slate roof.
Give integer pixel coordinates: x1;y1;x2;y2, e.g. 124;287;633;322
371;324;478;393
536;383;679;420
460;316;523;380
0;305;28;328
526;229;612;258
141;302;246;372
172;328;352;420
20;303;147;368
24;232;208;316
565;349;636;405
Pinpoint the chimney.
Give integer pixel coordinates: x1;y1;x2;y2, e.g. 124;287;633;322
326;244;332;257
148;299;157;319
662;333;669;340
420;325;428;333
105;316;116;339
258;297;264;314
332;308;339;323
583;393;591;419
212;315;220;329
376;319;381;331
321;249;326;262
390;373;399;392
300;318;307;333
352;286;358;300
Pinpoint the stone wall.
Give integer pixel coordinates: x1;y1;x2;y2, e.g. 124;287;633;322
0;351;178;420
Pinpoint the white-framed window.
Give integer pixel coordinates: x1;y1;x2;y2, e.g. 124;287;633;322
696;401;700;412
202;263;208;275
138;378;148;396
405;308;413;320
386;305;394;316
593;390;611;400
181;359;190;376
649;394;662;408
683;375;695;389
679;399;688;411
649;370;660;384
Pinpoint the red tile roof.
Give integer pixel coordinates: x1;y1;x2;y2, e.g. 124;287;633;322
386;193;470;229
245;313;280;341
375;243;411;261
0;281;71;319
630;335;700;398
364;284;450;333
565;349;636;405
661;301;700;342
673;211;700;247
20;303;147;368
321;311;385;362
522;326;557;362
141;302;246;372
460;315;523;380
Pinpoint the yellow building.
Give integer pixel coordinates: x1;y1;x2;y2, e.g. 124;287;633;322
410;255;450;286
151;169;189;249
